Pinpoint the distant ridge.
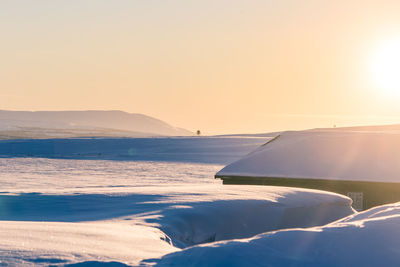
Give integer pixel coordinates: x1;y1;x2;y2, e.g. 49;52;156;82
214;123;400;138
0;110;192;139
310;123;400;132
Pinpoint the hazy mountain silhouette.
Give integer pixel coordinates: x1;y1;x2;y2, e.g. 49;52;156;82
0;110;192;139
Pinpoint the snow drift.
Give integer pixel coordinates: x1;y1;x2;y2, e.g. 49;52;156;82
0;183;354;266
148;186;354;248
155;201;400;267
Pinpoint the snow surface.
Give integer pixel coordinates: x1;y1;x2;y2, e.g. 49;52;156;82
0;136;269;164
4;133;399;266
0;182;353;266
155;201;400;267
217;130;400;182
0;139;354;266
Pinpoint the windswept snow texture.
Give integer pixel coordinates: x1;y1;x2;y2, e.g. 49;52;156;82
217;130;400;182
0;137;268;164
0;158;224;191
155;202;400;267
151;186;353;249
0;184;353;266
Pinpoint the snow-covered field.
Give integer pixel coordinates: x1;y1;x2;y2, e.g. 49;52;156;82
0;136;270;164
0;137;398;266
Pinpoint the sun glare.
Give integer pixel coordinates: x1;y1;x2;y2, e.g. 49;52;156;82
370;37;400;96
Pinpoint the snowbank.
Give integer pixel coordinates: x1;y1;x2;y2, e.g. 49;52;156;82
217;130;400;182
0;221;177;266
0;185;353;265
155;201;400;267
152;186;354;248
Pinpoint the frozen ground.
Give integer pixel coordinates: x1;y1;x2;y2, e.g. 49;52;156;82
0;136;396;266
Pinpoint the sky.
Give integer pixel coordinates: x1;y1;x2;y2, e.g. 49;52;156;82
1;0;400;134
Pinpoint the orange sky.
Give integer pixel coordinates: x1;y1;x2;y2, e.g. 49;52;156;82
1;0;400;134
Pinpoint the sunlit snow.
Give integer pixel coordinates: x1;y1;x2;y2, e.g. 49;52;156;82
0;136;397;266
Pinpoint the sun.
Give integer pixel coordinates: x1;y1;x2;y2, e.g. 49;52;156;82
370;37;400;96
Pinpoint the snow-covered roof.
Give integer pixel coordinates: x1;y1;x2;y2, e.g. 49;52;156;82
216;130;400;183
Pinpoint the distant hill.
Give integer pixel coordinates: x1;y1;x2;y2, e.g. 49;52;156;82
0;110;192;139
216;132;282;138
215;123;400;138
310;124;400;133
